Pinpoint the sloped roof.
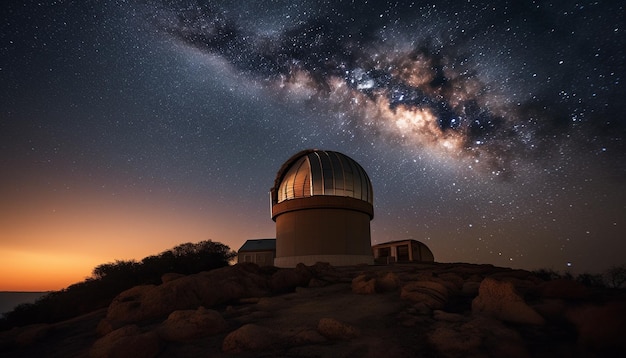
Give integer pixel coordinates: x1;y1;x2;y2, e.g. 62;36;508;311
238;239;276;252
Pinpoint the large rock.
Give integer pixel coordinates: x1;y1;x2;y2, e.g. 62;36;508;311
90;325;160;358
436;272;465;291
222;324;282;353
161;273;185;283
14;324;51;346
157;307;227;342
375;272;400;292
461;281;481;296
400;281;449;309
270;264;313;292
317;318;359;340
102;264;271;329
472;278;545;325
351;274;377;294
429;316;530;358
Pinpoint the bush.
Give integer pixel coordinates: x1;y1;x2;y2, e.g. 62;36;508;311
0;240;235;330
605;264;626;289
576;273;606;288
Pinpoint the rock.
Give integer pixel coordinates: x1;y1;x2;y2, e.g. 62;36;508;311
157;307;227;342
412;302;433;316
270;265;312;292
103;284;162;329
375;272;400;292
532;299;567;320
308;278;329;287
433;310;466;322
90;325;160;358
488;271;542;295
461;281;481;296
161;273;185;283
436;272;465;290
400;281;449;309
479;316;531;358
291;328;327;344
14;324;51;346
96;318;116;336
429;316;530;358
539;279;591;300
351;274;376;294
428;323;482;356
102;264;272;329
222;324;281;353
317;317;359;340
472;278;545;325
566;301;626;352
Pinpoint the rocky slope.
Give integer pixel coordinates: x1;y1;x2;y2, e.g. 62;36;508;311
1;262;625;357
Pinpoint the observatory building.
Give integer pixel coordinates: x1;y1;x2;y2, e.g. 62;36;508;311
270;149;375;267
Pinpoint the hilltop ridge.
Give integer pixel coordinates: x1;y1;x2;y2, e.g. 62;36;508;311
1;262;625;357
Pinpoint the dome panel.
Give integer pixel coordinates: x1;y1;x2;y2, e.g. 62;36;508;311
273;150;373;205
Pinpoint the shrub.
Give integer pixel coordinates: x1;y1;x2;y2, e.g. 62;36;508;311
0;240;235;330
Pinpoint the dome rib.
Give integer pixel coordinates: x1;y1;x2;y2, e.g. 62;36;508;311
271;149;373;205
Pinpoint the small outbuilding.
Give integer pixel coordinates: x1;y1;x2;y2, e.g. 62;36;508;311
372;239;434;264
237;239;276;266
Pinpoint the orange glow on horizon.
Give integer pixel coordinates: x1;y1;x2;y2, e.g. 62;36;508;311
0;184;274;291
0;249;97;291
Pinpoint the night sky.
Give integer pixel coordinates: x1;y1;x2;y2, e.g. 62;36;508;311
1;0;625;290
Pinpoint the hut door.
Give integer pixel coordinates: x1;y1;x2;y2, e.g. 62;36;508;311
397;245;410;262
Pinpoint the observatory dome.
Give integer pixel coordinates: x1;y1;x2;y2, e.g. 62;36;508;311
270;149;375;267
271;149;373;206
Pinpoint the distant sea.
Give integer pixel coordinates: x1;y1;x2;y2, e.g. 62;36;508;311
0;292;49;318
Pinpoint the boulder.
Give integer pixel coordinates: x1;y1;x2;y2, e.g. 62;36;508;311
532;299;567;320
157;307;227;342
14;324;51;346
161;273;185;283
375;272;400;292
351;274;376;294
472;278;545;325
433;310;466;322
308;278;329;288
96;319;116;336
317;317;359;340
436;272;465;291
270;264;313;292
102;264;271;329
429;317;530;358
222;324;282;353
428;323;482;356
461;281;481;296
90;325;160;358
400;281;449;309
291;328;327;344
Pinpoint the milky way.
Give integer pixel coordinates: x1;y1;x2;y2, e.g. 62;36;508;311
147;0;625;178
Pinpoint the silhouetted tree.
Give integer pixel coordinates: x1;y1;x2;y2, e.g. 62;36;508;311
605;264;626;289
576;273;606;288
0;240;236;330
533;268;564;281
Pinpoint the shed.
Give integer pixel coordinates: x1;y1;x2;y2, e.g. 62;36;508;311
372;239;434;264
237;239;276;266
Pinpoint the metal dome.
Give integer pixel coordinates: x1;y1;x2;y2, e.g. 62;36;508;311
271;149;373;205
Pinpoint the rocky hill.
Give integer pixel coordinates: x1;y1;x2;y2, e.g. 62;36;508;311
1;262;625;357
